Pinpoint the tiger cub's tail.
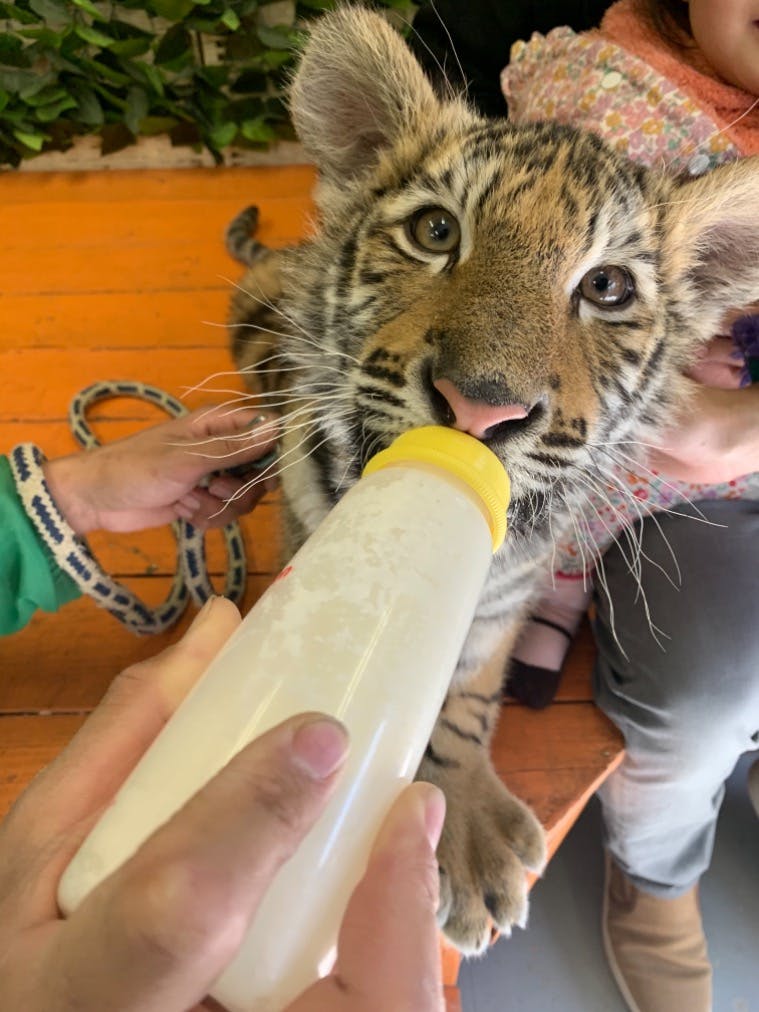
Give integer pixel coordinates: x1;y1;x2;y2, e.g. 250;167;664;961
225;205;270;266
226;205;295;396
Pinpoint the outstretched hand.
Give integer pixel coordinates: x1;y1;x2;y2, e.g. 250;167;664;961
42;406;279;534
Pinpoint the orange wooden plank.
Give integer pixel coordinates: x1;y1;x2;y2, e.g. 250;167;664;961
0;574;277;713
0;714;86;819
1;234;303;297
3;168;314;300
2;165;316;205
491;700;622;777
444;986;463;1012
0;349;247;419
530;753;623;866
4;198;310;249
2;291;233;349
441;944;462;987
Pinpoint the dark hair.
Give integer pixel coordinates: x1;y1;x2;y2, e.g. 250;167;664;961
641;0;693;47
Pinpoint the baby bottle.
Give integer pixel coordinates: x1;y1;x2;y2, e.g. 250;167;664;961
58;425;510;1011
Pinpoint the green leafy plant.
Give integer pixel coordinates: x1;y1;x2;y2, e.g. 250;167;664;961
0;0;417;167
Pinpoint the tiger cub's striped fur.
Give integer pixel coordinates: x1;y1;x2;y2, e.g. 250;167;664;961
227;8;759;954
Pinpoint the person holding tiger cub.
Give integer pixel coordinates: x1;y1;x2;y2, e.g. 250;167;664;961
413;1;759;1010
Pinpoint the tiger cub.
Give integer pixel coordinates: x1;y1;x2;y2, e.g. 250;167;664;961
226;7;759;954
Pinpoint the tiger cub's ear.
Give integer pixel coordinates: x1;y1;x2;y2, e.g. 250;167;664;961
288;6;441;180
660;156;759;331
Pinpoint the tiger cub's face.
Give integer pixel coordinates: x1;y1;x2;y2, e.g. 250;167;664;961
240;8;759;545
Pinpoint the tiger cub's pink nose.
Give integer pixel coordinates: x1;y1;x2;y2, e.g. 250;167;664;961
433;378;529;440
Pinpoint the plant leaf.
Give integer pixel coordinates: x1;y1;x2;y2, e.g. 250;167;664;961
220;8;240;31
155;23;192;63
141;61;166;96
256;23;297;50
71;0;106;18
13;127;47;150
109;36;152;57
240;116;276;142
77;54;132;85
28;0;69;28
0;5;39;25
0;33;31;68
34;94;79;121
74;24;115;48
69;82;104;125
23;85;69;106
151;0;196;18
125;85;149;133
208;119;236;148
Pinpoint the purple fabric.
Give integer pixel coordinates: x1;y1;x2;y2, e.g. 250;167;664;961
731;314;759;385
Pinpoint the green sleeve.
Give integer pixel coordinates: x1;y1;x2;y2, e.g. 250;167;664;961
0;455;81;635
410;0;612;117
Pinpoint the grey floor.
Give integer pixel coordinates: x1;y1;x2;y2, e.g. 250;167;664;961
460;753;759;1012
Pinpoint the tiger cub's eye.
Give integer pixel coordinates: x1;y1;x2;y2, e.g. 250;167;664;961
579;265;635;307
407;207;461;254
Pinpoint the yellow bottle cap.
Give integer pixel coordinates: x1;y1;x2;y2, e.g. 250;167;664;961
362;426;510;552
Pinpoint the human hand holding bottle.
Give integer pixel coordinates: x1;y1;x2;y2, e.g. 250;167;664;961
0;598;446;1012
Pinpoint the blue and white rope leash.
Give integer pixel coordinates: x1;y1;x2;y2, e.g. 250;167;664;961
10;380;249;635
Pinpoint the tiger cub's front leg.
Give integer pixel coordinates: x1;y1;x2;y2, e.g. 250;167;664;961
418;623;547;955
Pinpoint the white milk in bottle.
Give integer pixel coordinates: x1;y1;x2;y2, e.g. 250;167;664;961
58;425;510;1011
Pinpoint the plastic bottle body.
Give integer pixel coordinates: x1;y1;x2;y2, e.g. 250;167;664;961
58;453;498;1011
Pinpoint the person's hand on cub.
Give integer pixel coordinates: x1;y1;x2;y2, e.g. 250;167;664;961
646;380;759;484
0;597;446;1012
42;406;279;534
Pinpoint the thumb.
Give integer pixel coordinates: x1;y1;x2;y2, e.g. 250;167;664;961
184;407;279;477
291;783;446;1011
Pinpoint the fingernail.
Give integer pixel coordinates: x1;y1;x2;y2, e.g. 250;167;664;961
208;479;236;499
291;717;350;780
246;413;270;430
182;493;201;511
419;784;446;850
192;595;221;626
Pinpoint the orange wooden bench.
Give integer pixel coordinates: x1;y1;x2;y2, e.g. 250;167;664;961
0;164;623;1011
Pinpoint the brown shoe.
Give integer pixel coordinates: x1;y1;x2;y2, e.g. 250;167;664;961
602;854;712;1012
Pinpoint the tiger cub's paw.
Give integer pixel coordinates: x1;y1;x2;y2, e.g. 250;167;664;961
435;763;546;955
